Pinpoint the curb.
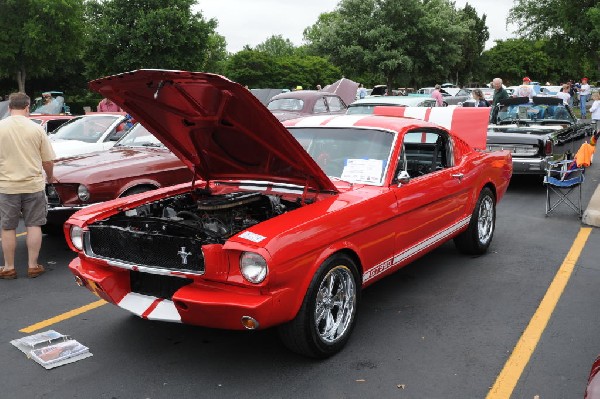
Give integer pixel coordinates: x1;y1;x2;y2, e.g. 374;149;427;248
583;183;600;227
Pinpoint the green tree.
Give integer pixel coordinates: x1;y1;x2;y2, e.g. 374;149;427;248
452;3;489;86
304;0;469;91
204;32;229;74
255;35;296;57
0;0;85;92
224;49;341;89
84;0;219;79
509;0;600;78
480;39;551;85
225;49;275;87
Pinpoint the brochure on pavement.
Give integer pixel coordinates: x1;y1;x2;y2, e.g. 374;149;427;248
10;330;93;369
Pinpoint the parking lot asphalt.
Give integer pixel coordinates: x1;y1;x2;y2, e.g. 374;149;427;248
1;136;599;398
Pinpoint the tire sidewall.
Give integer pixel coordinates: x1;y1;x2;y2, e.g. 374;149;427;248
304;254;360;357
471;188;496;251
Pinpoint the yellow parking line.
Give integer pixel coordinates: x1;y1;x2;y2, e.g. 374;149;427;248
486;227;592;399
19;299;107;334
0;232;28;241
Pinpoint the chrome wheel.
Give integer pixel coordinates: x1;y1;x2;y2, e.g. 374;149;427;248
314;265;356;344
477;195;494;245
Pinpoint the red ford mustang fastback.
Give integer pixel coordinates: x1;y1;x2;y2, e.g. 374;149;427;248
65;70;512;358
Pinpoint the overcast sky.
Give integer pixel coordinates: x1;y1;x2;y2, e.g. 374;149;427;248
195;0;516;53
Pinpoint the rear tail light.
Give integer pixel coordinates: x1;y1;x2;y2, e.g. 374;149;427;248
544;140;553;156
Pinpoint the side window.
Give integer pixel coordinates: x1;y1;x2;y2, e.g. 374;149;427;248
313;98;328;113
398;129;453;179
327;96;344;112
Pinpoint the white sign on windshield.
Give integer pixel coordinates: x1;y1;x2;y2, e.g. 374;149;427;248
340;158;384;184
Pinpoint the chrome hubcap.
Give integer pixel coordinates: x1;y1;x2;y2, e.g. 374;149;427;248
477;196;494;244
314;265;356;344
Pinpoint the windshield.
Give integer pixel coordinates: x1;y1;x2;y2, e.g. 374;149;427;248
289;127;395;185
52;115;119;143
267;98;304;111
496;103;574;124
115;124;164;147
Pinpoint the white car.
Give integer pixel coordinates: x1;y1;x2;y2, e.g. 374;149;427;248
50;113;128;158
347;95;438;114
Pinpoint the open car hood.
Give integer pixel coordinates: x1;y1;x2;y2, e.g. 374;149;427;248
88;70;336;193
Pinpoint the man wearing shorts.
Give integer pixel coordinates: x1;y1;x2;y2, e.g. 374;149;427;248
0;92;55;279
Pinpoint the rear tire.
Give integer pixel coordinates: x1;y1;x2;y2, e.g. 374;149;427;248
454;187;496;255
278;254;360;358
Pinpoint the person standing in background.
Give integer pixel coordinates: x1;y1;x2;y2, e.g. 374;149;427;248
0;92;55;280
589;91;600;132
579;77;591;119
431;84;444;107
492;78;509;106
471;89;489;107
513;77;535;101
97;98;122;112
555;84;571;105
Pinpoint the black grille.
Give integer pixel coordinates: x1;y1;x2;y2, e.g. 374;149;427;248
130;271;192;299
87;225;205;273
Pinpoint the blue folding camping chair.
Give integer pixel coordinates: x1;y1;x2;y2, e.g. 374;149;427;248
543;159;585;217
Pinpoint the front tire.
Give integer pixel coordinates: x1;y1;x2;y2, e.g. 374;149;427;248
278;254;360;358
454;187;496;255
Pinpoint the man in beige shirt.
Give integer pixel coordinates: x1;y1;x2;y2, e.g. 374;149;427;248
0;92;55;279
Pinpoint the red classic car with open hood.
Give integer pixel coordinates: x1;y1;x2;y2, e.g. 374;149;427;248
65;70;512;358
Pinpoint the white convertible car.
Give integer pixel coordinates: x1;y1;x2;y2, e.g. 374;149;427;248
50;113;128;158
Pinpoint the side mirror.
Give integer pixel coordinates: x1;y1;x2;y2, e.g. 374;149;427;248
397;170;411;185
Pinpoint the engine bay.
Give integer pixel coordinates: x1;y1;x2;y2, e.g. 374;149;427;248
94;190;302;245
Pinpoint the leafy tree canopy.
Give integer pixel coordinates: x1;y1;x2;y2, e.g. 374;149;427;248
225;49;341;90
84;0;218;79
480;38;552;85
509;0;600;77
0;0;85;92
255;35;296;57
303;0;471;90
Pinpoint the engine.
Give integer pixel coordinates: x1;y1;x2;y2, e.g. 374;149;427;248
95;191;298;245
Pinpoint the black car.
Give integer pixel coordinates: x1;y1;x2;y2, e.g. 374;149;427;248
486;96;595;175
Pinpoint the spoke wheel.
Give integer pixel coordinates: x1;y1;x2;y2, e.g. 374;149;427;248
314;266;356;344
278;254;360;358
454;187;496;255
477;195;495;246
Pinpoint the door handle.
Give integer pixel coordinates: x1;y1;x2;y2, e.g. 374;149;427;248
451;173;464;181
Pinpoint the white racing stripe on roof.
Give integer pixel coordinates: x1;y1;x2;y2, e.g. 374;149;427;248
402;107;429;120
428;107;454;130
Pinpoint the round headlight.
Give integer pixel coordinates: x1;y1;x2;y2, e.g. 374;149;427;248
70;226;84;250
77;184;90;201
240;252;268;284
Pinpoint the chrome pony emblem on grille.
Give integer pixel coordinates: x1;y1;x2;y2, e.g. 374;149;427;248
177;247;192;265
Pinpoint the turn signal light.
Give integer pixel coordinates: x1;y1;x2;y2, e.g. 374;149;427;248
241;316;259;330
